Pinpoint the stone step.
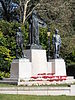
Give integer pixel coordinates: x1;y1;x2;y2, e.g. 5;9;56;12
0;86;72;96
0;80;17;85
66;76;74;80
3;78;18;81
0;78;18;85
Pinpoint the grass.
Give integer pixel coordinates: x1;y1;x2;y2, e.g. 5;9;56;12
0;83;70;87
0;82;75;87
0;94;75;100
0;83;17;87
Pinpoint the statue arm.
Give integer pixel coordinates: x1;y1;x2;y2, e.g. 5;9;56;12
35;15;47;27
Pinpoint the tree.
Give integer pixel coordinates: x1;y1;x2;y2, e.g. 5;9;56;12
19;0;40;24
22;0;30;24
0;0;9;21
0;0;18;21
0;30;13;72
0;0;40;23
60;35;75;67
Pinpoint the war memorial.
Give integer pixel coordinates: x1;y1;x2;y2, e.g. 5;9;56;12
0;8;75;96
0;8;74;86
9;11;69;85
0;0;75;96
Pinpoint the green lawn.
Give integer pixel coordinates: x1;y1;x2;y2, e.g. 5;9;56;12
0;94;75;100
0;83;17;87
0;83;70;87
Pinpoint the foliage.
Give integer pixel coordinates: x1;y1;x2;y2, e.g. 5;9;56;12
0;0;40;23
61;35;75;67
37;0;75;36
0;20;29;72
0;20;18;72
0;30;13;72
21;21;29;47
39;28;48;50
0;0;19;21
0;71;10;79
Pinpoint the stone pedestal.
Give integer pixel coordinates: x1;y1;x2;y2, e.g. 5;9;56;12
47;62;55;74
51;59;66;76
24;49;47;75
10;58;32;80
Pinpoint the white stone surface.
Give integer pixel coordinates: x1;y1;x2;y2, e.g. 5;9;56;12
51;59;66;76
1;86;74;96
71;85;75;96
47;62;55;74
25;49;47;75
67;76;74;80
10;58;32;80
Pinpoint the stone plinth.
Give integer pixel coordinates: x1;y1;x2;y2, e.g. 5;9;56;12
24;49;47;75
47;62;54;74
10;58;32;80
51;59;66;76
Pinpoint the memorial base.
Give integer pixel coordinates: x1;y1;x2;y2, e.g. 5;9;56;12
51;59;66;76
47;62;55;74
24;49;47;76
10;58;32;80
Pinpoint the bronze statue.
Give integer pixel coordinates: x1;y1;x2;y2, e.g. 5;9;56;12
16;27;25;58
52;29;61;59
28;10;47;49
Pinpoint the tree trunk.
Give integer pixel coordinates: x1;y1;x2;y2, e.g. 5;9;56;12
23;0;30;24
19;0;22;22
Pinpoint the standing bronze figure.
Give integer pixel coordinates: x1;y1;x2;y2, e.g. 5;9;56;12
52;29;61;59
28;10;47;49
16;27;25;58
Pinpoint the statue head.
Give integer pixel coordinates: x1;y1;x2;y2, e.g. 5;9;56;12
55;28;59;34
32;10;37;16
